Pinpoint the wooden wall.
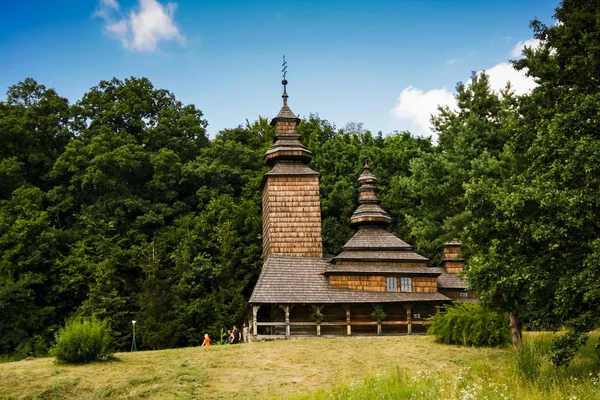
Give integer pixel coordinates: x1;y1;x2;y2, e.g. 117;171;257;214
329;275;386;292
442;245;461;259
329;275;438;292
442;260;463;274
262;176;323;258
412;277;438;292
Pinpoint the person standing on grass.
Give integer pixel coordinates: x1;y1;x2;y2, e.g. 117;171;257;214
201;334;211;347
232;325;240;344
242;323;249;343
227;329;233;344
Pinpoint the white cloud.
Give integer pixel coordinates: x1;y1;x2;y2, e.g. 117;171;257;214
391;39;539;141
102;0;119;10
390;86;456;139
96;0;184;52
483;62;536;95
106;19;128;37
510;38;541;58
95;0;119;18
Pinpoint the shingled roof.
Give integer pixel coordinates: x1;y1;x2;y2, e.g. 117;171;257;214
250;255;451;304
430;267;469;289
325;264;441;276
332;225;428;263
333;250;428;262
341;227;413;250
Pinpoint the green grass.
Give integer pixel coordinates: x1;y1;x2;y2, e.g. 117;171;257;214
305;333;600;400
0;334;598;399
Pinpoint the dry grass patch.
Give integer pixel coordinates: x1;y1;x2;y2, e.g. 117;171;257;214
0;336;507;399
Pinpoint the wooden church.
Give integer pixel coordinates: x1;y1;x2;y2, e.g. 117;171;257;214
249;78;474;339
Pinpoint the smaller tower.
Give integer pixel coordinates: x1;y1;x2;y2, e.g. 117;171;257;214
440;240;464;274
349;157;392;228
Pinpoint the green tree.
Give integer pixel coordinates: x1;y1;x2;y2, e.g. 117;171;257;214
0;79;72;196
47;77;209;348
0;187;63;354
0;79;72;355
464;0;600;358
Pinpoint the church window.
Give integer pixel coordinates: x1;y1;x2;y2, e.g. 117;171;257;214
400;277;412;292
414;313;421;319
460;292;468;298
386;277;397;292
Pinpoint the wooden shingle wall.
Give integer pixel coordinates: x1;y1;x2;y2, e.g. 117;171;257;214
275;121;297;136
262;175;323;258
443;260;464;274
442;246;461;259
412;277;438;293
329;275;438;293
329;275;386;292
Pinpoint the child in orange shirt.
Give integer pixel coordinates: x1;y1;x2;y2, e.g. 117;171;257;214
201;334;211;347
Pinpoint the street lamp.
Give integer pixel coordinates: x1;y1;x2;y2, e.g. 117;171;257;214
131;320;137;352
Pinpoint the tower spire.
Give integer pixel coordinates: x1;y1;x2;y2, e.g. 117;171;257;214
265;56;311;166
282;55;289;107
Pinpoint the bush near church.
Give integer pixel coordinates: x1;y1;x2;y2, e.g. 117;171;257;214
50;317;114;363
427;303;510;347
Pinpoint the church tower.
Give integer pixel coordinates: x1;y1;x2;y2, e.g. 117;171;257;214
261;74;323;259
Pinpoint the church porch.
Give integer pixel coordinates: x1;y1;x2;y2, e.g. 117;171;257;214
251;301;443;339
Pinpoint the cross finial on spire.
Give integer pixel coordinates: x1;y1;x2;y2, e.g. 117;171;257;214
364;156;369;169
281;55;288;106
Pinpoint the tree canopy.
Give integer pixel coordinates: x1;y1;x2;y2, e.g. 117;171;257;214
463;0;600;362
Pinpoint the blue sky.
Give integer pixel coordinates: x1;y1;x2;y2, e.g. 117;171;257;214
0;0;556;140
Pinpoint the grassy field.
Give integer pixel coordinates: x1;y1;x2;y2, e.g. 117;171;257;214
0;334;598;399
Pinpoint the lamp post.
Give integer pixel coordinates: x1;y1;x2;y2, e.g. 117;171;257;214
131;320;137;352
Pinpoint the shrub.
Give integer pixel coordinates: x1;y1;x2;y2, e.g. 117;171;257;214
371;306;387;323
312;312;324;324
50;317;114;363
427;303;510;347
549;330;588;367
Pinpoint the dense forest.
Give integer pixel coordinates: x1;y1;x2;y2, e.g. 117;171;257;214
1;0;599;361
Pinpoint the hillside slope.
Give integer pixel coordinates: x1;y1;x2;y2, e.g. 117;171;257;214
0;336;506;399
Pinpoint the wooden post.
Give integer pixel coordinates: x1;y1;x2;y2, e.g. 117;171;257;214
312;305;323;337
283;305;291;337
402;303;414;335
345;306;351;336
373;304;382;335
252;305;260;337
